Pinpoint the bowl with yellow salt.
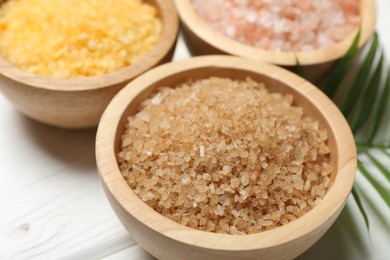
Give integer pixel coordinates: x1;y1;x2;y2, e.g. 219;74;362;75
175;0;376;81
96;55;357;260
0;0;178;128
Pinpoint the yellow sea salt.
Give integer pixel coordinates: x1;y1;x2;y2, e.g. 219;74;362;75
0;0;162;78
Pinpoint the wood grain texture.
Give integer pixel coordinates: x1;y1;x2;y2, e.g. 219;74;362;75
0;109;133;259
0;0;179;129
175;0;376;81
96;56;357;260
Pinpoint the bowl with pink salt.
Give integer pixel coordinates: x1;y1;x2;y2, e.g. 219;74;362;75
176;0;376;81
96;55;357;260
0;0;178;128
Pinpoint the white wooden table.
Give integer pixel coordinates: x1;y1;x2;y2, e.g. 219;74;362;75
1;1;390;259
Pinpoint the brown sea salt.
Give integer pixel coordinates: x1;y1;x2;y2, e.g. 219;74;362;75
192;0;360;52
118;77;332;235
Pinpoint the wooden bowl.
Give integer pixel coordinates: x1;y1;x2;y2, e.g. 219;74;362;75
175;0;376;81
96;55;357;260
0;0;178;129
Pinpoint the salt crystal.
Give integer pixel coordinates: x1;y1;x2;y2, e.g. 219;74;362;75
215;141;226;150
304;180;311;191
273;19;289;34
151;93;162;105
213;204;225;216
221;165;232;175
230;225;245;235
206;220;216;231
181;217;190;226
241;173;250;186
194;193;207;203
124;151;132;160
257;11;274;29
261;162;269;169
180;174;191;185
231;209;240;217
143;191;155;201
239;189;249;200
199;145;205;157
225;26;237;38
136;111;150;122
245;10;257;23
219;194;227;204
221;125;230;134
321;162;333;176
202;173;211;181
324;177;330;188
230;177;240;188
209;183;216;193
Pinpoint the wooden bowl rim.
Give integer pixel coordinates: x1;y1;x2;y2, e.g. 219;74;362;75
175;0;376;66
96;55;357;251
0;0;178;91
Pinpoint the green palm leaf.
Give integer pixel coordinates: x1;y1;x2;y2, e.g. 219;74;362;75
294;56;305;78
341;33;379;118
321;29;361;98
381;148;390;158
350;51;384;134
351;187;370;231
367;68;390;143
298;30;390;233
365;151;390;182
357;161;390;208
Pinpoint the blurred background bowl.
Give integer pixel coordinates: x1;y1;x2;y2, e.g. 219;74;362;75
96;55;357;260
0;0;178;129
175;0;376;81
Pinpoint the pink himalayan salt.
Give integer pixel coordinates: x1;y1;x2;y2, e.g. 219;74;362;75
192;0;360;51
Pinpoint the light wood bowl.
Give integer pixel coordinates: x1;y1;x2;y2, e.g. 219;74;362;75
96;56;357;260
175;0;376;81
0;0;178;129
